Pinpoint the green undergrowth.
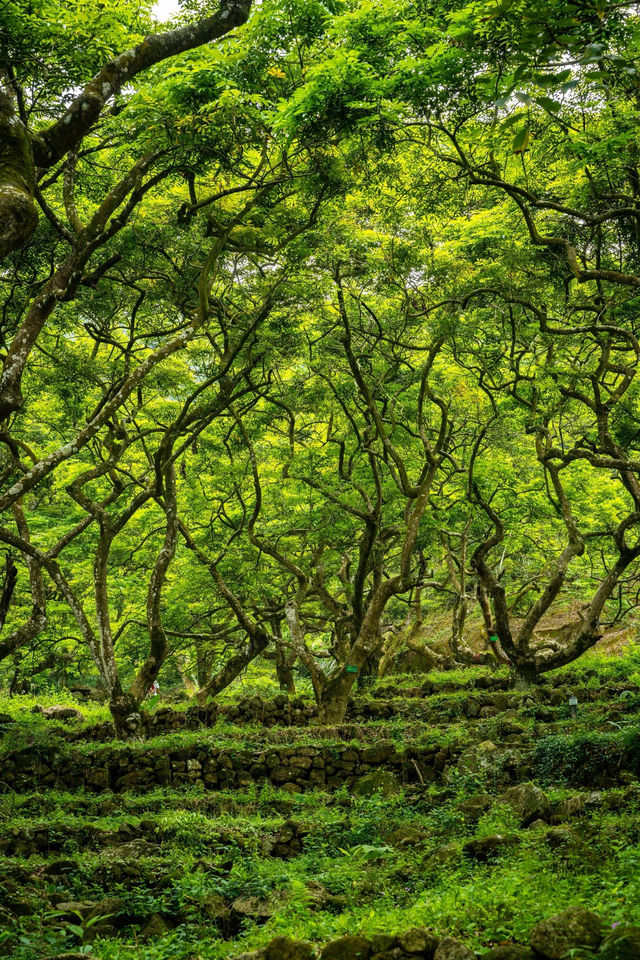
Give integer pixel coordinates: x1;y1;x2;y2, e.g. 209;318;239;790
3;778;640;959
3;650;640;958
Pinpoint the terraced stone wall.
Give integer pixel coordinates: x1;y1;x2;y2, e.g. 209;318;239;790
0;739;456;794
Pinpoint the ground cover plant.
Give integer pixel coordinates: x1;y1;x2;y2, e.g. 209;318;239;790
3;0;640;958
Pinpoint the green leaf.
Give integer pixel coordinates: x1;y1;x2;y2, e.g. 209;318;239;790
535;96;561;113
512;125;530;154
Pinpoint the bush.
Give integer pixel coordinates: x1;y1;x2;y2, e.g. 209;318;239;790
532;731;624;785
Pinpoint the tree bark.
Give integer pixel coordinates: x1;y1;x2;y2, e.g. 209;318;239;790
0;75;37;258
1;2;252;260
109;691;143;739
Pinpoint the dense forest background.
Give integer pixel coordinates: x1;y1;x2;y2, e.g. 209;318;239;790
2;0;640;733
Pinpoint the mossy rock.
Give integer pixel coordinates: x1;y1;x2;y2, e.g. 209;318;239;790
598;926;640;960
530;906;603;959
352;770;400;797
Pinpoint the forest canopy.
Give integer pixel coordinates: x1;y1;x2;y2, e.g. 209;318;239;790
2;0;640;735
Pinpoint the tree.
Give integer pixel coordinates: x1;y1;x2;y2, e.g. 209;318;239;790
0;0;252;260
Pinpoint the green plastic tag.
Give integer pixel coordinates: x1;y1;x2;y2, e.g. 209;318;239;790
489;635;498;643
345;665;358;674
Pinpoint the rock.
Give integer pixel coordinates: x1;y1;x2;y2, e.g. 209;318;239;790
429;842;460;865
500;720;526;736
457;741;499;775
463;834;519;862
361;741;397;763
305;881;347;912
599;925;640;960
140;913;174;939
503;783;552;827
434;937;475;960
104;839;161;859
483;948;536;960
43;858;77;876
231;896;275;920
385;825;424;848
40;705;85;722
352;770;400;798
545;828;577;850
398;927;439;956
85;897;127;926
5;896;34;916
320;935;371;959
84;922;119;943
42;954;100;960
55;901;96;921
370;934;397;953
555;795;587;820
265;937;315;960
530;906;603;959
457;795;492;820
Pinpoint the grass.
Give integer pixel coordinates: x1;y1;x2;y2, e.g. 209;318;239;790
2;646;640;959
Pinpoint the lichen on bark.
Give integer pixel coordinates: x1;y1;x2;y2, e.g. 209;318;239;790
0;79;37;259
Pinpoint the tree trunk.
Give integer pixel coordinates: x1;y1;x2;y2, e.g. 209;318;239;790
357;647;380;689
276;642;296;694
272;617;296;694
317;666;357;724
512;659;538;689
0;554;18;631
197;630;270;704
0;75;37;260
109;692;143;739
317;684;350;725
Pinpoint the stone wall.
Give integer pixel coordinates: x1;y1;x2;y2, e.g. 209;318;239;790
233;906;635;960
0;738;456;794
52;679;639;745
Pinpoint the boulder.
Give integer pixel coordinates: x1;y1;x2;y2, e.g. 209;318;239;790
483;948;536;960
503;783;552;827
370;934;397;953
231;896;275;921
104;839;161;859
140;913;174;940
385;825;424;849
43;858;77;876
429;842;461;865
40;705;85;722
463;834;519;862
199;893;230;923
457;795;492;821
86;897;127;927
434;938;475;960
544;828;577;851
84;922;119;943
305;881;347;912
352;770;400;798
42;954;100;960
598;925;640;960
361;741;397;764
265;937;315;960
530;906;603;959
320;936;371;959
53;901;96;921
457;741;499;776
398;927;439;956
5;896;34;916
